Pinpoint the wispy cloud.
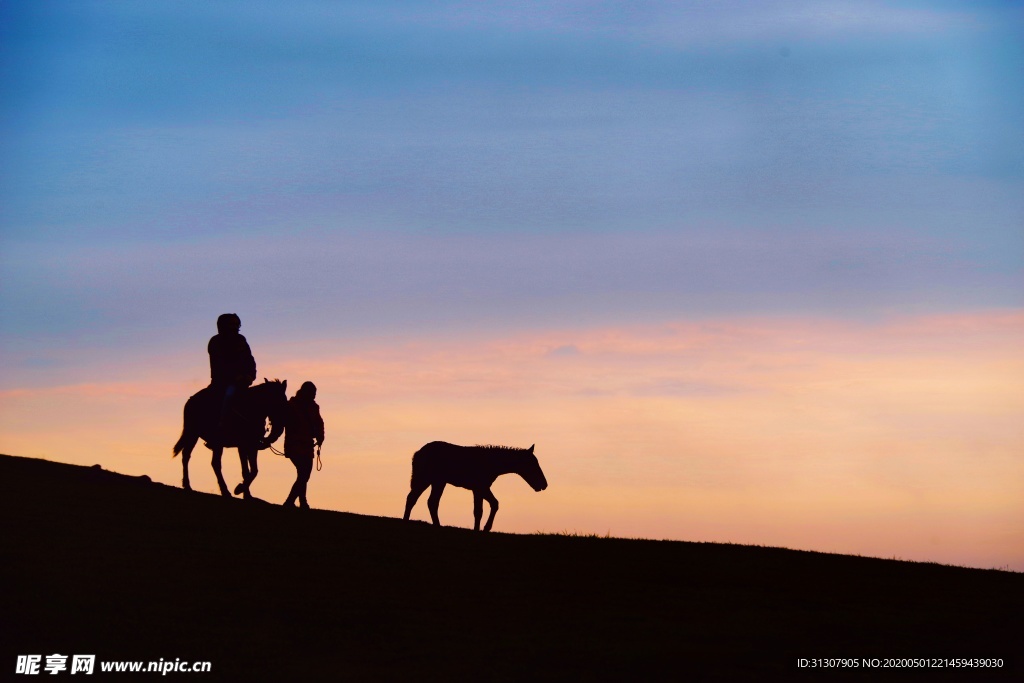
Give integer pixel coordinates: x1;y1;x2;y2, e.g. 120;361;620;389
431;0;977;44
4;224;1020;370
2;310;1021;567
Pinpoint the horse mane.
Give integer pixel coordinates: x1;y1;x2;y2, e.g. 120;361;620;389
248;378;286;399
474;445;528;453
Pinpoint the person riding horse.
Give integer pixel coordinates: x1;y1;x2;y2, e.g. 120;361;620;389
209;313;257;444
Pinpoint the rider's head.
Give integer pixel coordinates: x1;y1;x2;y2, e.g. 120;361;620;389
217;313;242;334
297;381;317;401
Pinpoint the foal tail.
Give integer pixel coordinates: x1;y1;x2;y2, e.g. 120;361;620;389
410;441;446;486
410;443;435;486
409;446;422;486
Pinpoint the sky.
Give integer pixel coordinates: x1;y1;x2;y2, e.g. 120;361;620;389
1;0;1022;570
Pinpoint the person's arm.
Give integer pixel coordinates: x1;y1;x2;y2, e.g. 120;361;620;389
208;336;222;381
239;336;257;383
313;404;325;445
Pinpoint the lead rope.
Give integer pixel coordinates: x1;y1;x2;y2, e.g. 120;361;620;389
267;441;321;472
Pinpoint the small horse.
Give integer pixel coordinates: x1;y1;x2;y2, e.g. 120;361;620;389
403;441;548;532
172;379;288;499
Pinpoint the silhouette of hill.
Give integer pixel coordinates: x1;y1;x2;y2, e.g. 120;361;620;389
1;454;1020;681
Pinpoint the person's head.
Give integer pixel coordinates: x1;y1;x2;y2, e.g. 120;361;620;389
217;313;242;334
296;381;317;401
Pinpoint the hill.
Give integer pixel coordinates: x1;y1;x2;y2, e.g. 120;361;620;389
1;453;1020;681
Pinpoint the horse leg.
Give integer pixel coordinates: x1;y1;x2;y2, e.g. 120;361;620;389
472;491;484;531
211;446;231;497
403;480;430;521
482;488;499;532
174;399;200;491
245;449;258;499
234;448;256;499
233;448;249;496
180;437;197;491
426;482;446;526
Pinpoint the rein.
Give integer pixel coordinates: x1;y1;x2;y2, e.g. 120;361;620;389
266;441;322;471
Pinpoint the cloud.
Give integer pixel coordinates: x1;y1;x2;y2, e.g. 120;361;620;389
4;222;1021;366
412;0;977;45
546;344;581;358
2;309;1021;568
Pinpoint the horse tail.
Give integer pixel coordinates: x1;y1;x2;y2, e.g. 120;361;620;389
172;430;187;458
173;391;201;458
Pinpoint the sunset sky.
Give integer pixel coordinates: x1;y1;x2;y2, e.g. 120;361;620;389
2;1;1022;570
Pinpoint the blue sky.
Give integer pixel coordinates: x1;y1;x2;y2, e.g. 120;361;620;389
2;0;1022;383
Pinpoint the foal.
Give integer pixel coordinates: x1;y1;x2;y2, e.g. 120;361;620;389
403;441;548;531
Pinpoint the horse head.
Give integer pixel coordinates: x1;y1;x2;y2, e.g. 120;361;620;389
519;445;548;492
256;378;288;447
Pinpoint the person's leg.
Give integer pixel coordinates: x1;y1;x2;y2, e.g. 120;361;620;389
284;456;301;506
217;383;237;441
298;456;313;509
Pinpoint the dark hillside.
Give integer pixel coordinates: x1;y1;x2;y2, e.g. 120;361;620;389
1;454;1019;681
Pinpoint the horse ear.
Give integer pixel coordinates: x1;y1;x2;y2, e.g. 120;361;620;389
282;380;287;391
263;377;268;384
529;444;535;453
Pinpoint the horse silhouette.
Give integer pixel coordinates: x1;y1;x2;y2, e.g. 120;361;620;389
173;379;288;499
403;441;548;531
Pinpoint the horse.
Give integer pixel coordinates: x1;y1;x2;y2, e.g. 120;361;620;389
403;441;548;532
172;379;288;499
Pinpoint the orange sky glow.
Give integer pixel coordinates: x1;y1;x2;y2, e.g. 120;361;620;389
2;310;1021;570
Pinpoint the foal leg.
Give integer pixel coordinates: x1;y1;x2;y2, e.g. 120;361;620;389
403;480;430;521
482;488;500;532
473;491;484;531
426;482;446;526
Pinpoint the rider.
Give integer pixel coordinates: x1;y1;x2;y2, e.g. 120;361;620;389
283;381;325;509
208;313;257;443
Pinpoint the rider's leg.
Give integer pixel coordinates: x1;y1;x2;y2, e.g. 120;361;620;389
217;383;238;442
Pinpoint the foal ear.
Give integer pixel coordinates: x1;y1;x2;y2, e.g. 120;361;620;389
528;444;535;453
282;379;287;391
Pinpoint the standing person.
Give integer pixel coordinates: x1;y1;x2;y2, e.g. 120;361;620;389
208;313;258;443
284;381;325;509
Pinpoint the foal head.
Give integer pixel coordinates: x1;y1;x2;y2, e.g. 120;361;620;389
516;445;548;492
